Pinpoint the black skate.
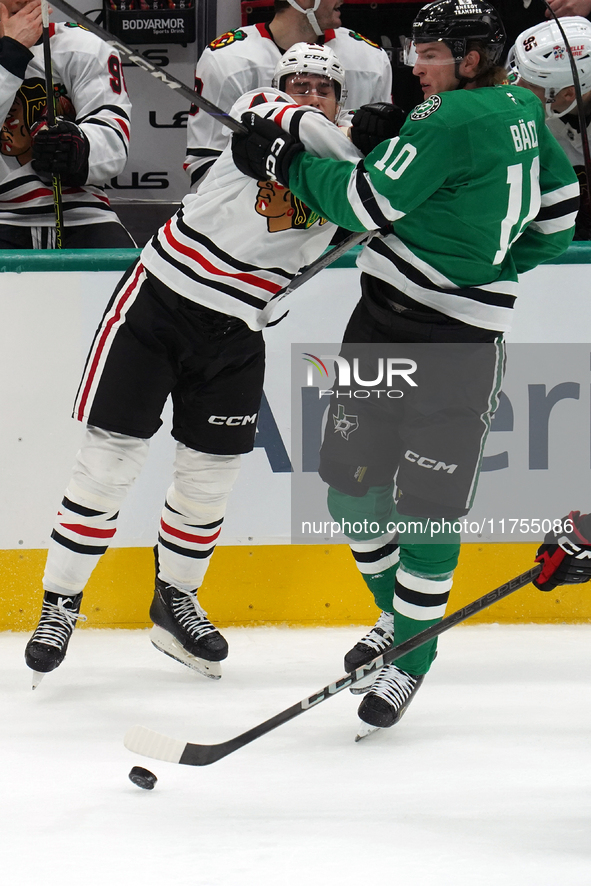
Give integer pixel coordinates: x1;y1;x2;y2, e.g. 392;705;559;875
344;611;394;695
25;591;86;688
149;577;228;680
355;663;424;740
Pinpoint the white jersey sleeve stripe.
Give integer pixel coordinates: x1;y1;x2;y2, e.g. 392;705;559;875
529;212;579;234
347;163;405;230
541;182;580;206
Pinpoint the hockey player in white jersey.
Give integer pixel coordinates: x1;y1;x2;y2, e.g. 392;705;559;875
184;0;392;190
510;15;591;237
0;0;133;247
24;43;362;686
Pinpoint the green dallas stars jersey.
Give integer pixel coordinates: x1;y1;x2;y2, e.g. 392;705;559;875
288;85;579;331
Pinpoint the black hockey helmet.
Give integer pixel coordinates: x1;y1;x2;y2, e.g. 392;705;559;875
412;1;506;65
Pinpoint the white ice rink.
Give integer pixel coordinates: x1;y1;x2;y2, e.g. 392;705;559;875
3;624;591;886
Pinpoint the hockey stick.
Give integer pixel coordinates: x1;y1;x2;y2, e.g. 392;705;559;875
49;0;248;135
542;2;591;215
41;0;64;248
260;229;374;323
48;0;372;276
124;563;542;766
278;230;373;296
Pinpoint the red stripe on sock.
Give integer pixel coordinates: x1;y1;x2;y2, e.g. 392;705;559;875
160;519;221;545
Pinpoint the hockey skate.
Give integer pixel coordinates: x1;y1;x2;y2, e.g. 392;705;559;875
344;611;394;695
149;577;228;679
24;591;86;688
355;663;425;740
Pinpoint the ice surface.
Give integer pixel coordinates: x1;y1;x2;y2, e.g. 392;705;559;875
3;625;591;886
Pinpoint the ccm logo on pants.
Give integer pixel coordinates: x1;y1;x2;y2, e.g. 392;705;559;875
405;450;457;474
208;415;258;426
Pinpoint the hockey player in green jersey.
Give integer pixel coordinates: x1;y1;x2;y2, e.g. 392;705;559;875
232;0;579;735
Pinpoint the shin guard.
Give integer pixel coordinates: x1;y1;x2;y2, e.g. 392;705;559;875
157;444;241;591
43;427;150;594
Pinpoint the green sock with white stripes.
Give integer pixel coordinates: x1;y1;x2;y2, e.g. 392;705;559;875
327;484;398;610
393;539;460;675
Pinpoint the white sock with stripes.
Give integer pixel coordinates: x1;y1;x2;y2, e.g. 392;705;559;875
43;427;150;594
157;445;241;592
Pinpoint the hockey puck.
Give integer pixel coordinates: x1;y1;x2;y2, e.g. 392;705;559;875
129;766;157;790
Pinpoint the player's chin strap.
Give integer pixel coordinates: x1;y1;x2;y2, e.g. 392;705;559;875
545;94;578;120
285;0;323;38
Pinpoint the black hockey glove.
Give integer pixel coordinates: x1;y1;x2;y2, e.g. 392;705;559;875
350;103;408;156
231;113;303;188
32;119;90;187
533;511;591;591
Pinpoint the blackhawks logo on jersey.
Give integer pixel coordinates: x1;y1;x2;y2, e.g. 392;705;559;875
348;31;380;50
209;29;248;51
1;79;74;167
410;95;442;121
255;181;328;234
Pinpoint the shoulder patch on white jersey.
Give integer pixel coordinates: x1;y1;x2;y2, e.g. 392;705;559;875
249;92;288;107
347;31;382;50
410;95;442;120
208;29;248;51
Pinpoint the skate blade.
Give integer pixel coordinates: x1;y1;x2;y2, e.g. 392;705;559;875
31;671;45;690
150;626;222;680
349;672;378;695
355;721;382;742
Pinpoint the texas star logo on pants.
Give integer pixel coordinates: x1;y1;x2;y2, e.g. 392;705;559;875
333;404;359;440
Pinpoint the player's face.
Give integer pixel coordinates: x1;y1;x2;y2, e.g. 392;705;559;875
413;42;459;97
314;0;342;31
285;73;339;122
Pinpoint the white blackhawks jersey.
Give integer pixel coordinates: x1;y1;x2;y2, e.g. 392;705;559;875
546;112;590;168
184;23;391;188
0;24;131;227
143;88;362;331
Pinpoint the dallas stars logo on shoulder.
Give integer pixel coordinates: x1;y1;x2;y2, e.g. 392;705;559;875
410;95;442;121
333;404;359;440
209;29;248;51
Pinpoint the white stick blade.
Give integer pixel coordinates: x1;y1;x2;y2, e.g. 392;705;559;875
124;725;186;763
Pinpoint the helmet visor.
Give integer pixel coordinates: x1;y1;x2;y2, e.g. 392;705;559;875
402;38;460;66
284;73;337;98
402;37;418;67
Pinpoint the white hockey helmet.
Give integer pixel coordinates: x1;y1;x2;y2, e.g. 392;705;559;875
512;16;591;109
272;42;347;110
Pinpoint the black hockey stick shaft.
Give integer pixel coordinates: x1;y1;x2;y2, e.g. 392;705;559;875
49;0;248;135
48;2;370;280
276;231;372;298
542;2;591;209
125;564;541;766
260;230;373;318
41;0;64;248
